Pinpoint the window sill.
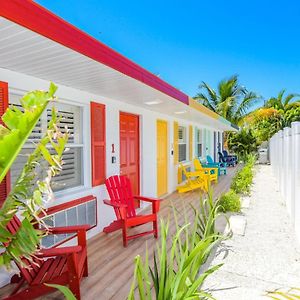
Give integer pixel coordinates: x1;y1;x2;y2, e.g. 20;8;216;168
53;185;91;200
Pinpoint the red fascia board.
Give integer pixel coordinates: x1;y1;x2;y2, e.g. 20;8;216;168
0;0;189;105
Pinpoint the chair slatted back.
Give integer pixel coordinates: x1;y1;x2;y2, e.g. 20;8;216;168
105;175;136;219
206;155;215;164
218;152;225;163
223;150;229;157
193;158;204;172
179;164;193;185
6;216;43;284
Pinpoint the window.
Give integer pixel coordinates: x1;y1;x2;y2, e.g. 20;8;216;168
178;126;187;162
196;128;203;157
10;93;84;192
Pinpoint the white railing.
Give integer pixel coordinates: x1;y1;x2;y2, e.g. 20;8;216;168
269;121;300;241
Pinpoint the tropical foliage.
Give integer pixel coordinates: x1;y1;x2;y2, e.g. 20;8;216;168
230;154;256;195
0;84;68;268
244;89;300;143
194;75;259;125
128;189;230;300
267;287;300;299
219;189;241;213
227;128;258;160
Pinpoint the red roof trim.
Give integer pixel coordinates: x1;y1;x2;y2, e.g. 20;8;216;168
0;0;189;105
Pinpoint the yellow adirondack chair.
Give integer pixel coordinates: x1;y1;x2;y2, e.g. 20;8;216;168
193;158;218;184
176;163;208;193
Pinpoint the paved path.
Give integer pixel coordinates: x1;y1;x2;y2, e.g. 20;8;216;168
204;165;300;299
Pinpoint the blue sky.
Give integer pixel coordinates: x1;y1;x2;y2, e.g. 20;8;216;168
36;0;300;104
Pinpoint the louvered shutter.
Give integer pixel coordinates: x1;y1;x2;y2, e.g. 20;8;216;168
91;102;106;186
173;121;178;165
189;125;193;161
0;81;10;207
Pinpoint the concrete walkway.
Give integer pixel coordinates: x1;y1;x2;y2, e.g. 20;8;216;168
204;165;300;299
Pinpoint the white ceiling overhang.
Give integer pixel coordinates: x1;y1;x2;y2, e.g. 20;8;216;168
0;16;235;131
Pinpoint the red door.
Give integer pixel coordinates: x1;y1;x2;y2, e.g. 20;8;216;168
119;112;140;195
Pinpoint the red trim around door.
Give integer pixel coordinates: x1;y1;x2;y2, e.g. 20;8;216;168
0;0;189;105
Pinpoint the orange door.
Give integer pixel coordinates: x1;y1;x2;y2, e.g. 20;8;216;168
157;120;168;196
120;112;140;195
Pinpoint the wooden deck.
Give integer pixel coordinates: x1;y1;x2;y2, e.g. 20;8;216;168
0;166;239;300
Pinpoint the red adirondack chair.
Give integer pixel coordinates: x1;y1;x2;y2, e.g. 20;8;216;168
103;175;160;247
3;215;89;300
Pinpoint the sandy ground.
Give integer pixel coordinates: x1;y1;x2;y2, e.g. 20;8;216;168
203;164;300;299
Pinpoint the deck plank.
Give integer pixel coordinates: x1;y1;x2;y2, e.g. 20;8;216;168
0;166;239;300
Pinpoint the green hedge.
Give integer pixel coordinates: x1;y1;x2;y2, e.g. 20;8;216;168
230;154;256;195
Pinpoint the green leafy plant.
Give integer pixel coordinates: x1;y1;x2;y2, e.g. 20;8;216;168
0;83;57;183
128;188;230;300
190;188;224;240
230;155;255;195
219;189;241;213
45;284;76;300
227;128;258;161
266;287;300;299
0;84;68;268
128;221;221;300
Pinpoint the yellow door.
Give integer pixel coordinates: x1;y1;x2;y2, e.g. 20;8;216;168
157;120;168;196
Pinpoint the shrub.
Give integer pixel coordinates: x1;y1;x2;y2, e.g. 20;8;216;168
219;189;241;213
230;154;256;195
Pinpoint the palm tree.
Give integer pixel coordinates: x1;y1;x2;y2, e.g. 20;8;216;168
194;75;259;125
265;89;300;112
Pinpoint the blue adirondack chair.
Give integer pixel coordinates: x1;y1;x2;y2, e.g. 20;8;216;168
223;150;238;165
206;155;227;175
218;151;235;167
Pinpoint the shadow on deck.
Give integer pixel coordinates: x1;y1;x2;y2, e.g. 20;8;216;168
0;166;240;300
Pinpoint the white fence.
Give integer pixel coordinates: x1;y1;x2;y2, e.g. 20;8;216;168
269;121;300;241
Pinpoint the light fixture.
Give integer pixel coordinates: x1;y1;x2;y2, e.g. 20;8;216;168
144;99;163;105
174;110;187;115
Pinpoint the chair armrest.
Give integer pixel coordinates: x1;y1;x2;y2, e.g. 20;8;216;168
36;246;82;258
133;196;160;203
103;199;127;208
205;162;219;167
133;196;160;213
48;225;90;234
187;171;204;177
203;167;218;172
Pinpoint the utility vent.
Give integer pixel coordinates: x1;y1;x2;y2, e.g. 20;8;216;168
41;196;97;248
